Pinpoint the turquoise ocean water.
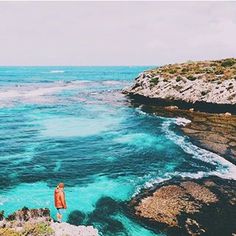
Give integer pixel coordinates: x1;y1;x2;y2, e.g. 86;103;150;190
0;67;235;235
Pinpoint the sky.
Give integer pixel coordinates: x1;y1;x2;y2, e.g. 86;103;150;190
0;1;236;66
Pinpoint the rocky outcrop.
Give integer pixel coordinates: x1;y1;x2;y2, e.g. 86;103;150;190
181;113;236;164
0;207;98;236
129;176;236;235
123;58;236;111
5;207;51;222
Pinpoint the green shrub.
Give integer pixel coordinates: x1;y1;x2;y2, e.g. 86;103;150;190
169;69;177;74
181;68;189;73
187;75;197;81
204;68;213;74
195;70;202;74
22;222;54;236
215;69;224;75
150;77;159;85
221;58;236;67
176;76;182;82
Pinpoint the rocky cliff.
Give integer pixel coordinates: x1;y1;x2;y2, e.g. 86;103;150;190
0;207;98;236
124;58;236;110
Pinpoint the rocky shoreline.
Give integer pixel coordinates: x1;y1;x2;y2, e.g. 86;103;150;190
123;60;236;235
123;58;236;164
123;58;236;113
129;176;236;236
128;104;236;164
0;207;98;236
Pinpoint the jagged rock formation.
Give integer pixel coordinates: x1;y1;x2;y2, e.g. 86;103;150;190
130;176;236;236
0;207;98;236
124;58;236;107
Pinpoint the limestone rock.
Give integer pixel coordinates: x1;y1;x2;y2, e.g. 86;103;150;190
165;106;178;110
224;112;232;116
123;58;236;106
0;208;99;236
51;222;98;236
130;176;236;235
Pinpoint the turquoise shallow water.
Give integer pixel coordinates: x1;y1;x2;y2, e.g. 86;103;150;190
0;67;235;236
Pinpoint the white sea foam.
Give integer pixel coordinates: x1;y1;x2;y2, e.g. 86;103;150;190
134;168;236;197
161;119;236;180
0;79;124;107
175;117;191;126
135;107;153;117
133;117;236;196
114;133;165;151
144;171;209;189
48;70;65;74
0;81;88;106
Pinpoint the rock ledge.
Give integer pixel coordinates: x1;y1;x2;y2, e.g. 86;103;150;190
0;207;98;236
129;176;236;235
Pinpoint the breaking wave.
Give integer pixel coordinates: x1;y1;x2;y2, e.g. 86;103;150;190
48;70;65;74
161;119;236;180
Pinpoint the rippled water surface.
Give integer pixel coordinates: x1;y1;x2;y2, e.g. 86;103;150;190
0;67;235;236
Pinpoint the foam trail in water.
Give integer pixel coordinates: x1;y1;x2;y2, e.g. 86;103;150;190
113;133;165;150
134;116;236;196
135;107;152;117
134;168;236;197
0;81;90;106
48;70;65;74
162;118;236;180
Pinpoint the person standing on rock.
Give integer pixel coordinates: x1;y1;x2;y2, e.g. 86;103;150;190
54;182;67;223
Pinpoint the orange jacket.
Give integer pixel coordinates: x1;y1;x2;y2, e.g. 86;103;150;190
54;188;67;209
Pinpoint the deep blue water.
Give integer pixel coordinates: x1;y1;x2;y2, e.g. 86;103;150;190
0;67;235;236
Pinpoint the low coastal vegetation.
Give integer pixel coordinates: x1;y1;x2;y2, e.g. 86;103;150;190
0;222;54;236
148;58;236;82
0;208;54;236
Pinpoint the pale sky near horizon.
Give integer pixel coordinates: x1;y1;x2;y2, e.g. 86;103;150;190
0;1;236;66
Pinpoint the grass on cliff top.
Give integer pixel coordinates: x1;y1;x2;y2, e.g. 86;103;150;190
0;222;54;236
147;58;236;81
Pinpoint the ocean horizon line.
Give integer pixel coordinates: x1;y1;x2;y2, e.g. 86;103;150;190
0;65;156;67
